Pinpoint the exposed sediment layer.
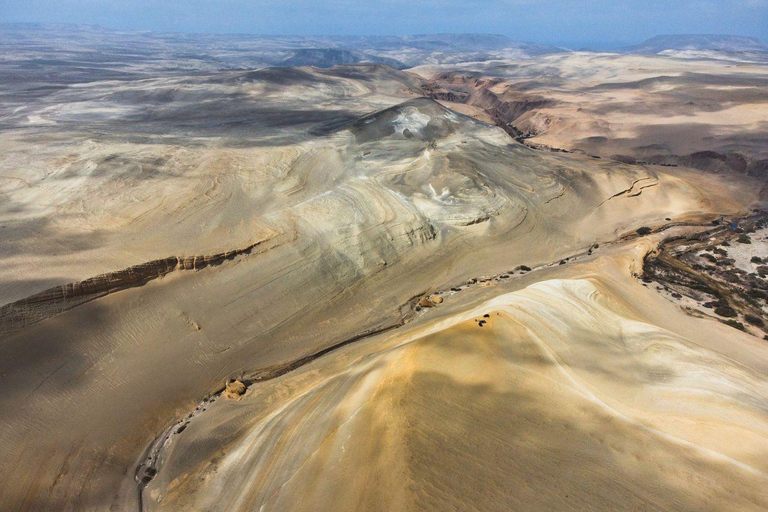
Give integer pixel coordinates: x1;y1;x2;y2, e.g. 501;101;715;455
0;241;263;337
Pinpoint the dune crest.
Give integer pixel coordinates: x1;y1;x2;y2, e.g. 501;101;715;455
146;274;768;511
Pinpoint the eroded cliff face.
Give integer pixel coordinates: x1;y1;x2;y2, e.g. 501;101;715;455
1;96;704;339
0;244;269;337
421;73;556;139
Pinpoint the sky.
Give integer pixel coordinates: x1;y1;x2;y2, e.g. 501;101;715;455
2;0;766;46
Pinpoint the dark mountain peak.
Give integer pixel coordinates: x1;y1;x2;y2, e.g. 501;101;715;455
280;48;407;69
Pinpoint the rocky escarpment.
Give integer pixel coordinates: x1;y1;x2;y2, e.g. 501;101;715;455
280;49;407;70
421;74;556;139
611;151;768;181
0;241;263;337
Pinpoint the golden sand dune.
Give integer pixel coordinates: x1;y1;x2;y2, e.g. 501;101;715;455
145;259;768;511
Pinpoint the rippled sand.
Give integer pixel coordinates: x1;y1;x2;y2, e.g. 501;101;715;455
146;262;768;511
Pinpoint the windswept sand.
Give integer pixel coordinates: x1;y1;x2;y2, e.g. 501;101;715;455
145;252;768;511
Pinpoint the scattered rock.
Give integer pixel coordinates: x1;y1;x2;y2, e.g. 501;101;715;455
224;380;247;399
714;304;737;318
418;295;444;308
722;319;746;331
636;227;652;236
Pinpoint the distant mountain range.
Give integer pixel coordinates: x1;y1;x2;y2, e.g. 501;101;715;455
276;35;564;68
0;24;566;69
1;24;765;72
279;49;408;70
620;34;767;54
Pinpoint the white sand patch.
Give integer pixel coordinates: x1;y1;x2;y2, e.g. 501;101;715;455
392;107;431;134
725;227;768;273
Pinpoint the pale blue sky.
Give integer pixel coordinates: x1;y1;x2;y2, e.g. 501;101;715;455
2;0;766;46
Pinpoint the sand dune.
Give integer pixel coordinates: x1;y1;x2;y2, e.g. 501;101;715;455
145;260;768;511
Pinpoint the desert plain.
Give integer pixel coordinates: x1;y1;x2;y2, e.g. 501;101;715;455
1;25;768;511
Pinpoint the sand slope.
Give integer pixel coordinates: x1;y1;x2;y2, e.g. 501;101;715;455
147;267;768;511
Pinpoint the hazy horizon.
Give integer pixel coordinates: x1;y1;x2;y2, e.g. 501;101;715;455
2;22;764;52
2;0;766;47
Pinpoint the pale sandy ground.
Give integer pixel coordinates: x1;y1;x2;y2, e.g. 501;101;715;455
726;227;768;272
1;58;767;511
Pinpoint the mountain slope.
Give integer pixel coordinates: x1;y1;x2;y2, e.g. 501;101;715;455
146;265;768;512
622;34;767;54
280;48;407;69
